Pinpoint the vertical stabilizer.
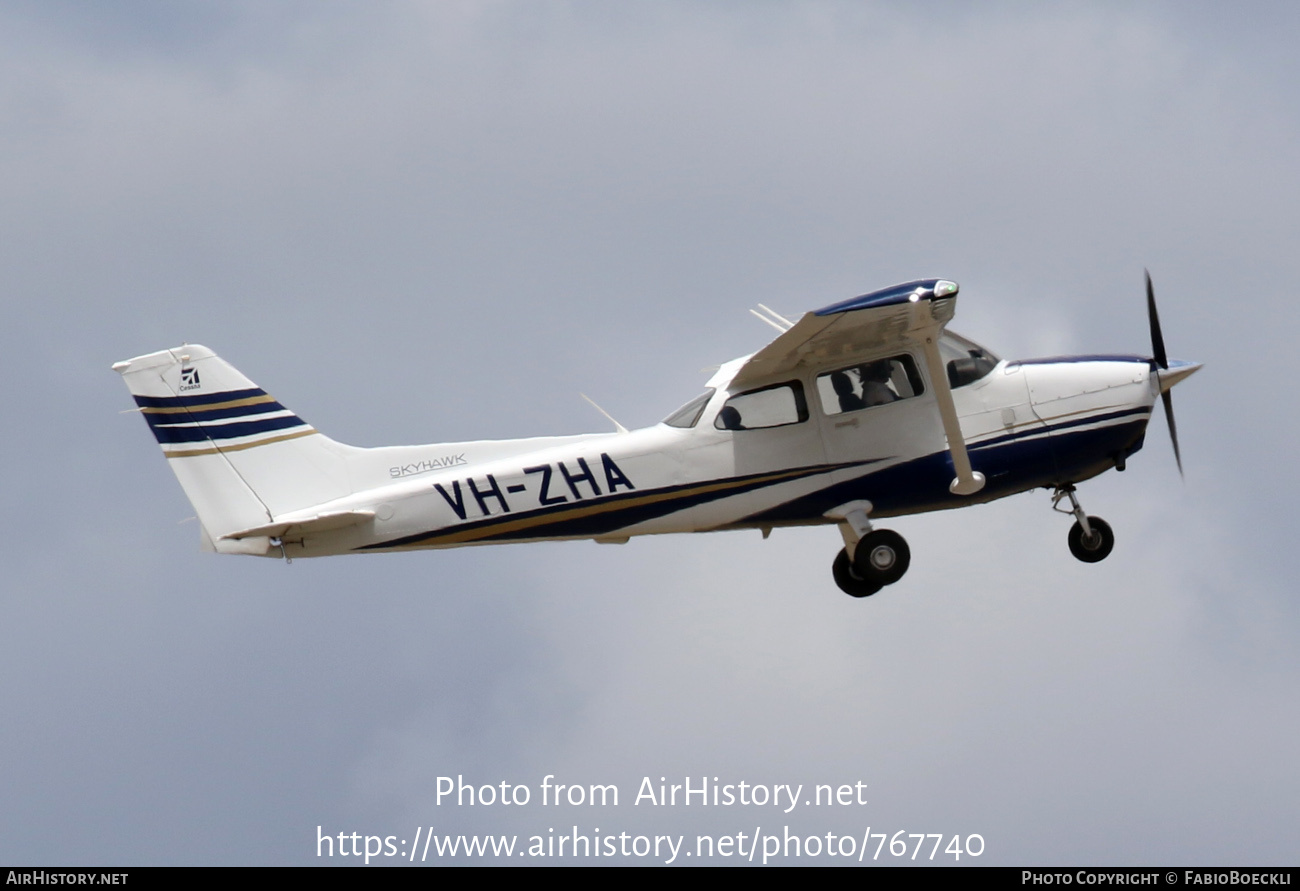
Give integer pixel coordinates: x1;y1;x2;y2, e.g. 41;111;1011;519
113;345;356;553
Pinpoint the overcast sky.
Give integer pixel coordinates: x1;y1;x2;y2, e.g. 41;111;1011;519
2;1;1297;866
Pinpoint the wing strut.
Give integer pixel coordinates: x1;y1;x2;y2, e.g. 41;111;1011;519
920;335;985;496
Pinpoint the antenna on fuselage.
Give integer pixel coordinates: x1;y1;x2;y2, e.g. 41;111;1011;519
579;393;628;434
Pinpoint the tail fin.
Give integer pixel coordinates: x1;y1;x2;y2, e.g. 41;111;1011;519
114;345;355;554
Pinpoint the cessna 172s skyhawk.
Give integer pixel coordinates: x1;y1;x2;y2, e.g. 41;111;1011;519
114;276;1199;598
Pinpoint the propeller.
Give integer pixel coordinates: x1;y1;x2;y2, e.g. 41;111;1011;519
1145;269;1183;476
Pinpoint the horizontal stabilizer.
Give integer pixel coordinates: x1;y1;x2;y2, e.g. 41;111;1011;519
221;509;376;541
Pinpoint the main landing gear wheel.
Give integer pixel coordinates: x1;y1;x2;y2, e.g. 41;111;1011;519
852;529;911;586
1068;517;1114;563
833;548;883;598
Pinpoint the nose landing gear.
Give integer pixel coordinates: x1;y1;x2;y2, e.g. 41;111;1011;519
1068;516;1114;562
1053;484;1115;563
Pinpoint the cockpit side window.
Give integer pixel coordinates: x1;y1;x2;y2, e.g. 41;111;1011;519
816;355;924;416
940;331;999;388
714;381;808;430
662;389;715;428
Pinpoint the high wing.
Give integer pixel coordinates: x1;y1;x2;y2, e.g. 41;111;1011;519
730;279;958;389
731;279;985;495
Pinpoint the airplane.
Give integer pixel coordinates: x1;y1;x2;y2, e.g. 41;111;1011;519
113;274;1200;598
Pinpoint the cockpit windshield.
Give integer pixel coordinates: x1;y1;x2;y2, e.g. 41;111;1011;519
939;331;999;388
662;389;715;428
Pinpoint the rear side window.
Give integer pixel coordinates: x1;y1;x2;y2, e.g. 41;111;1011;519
715;382;808;430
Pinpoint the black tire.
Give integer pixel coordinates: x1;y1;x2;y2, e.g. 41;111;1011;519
1068;517;1114;563
833;548;883;598
852;529;911;586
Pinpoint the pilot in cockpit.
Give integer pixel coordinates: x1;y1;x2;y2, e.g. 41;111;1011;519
859;360;899;406
830;371;864;413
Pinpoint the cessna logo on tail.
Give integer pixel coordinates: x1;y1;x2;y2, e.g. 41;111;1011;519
179;367;201;391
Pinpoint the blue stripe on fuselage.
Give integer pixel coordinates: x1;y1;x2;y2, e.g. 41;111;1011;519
359;406;1148;551
740;415;1148;525
969;406;1149;451
356;461;883;550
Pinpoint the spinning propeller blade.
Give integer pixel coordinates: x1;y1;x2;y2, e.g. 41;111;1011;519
1146;270;1167;371
1161;388;1182;476
1145;269;1183;476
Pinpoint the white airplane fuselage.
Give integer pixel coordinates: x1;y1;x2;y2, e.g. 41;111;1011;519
114;277;1199;596
267;352;1163;559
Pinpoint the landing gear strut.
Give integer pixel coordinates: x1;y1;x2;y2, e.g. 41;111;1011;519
1052;484;1115;563
826;500;911;598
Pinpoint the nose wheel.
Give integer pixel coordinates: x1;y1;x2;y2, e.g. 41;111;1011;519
1068;517;1114;562
1053;484;1115;563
